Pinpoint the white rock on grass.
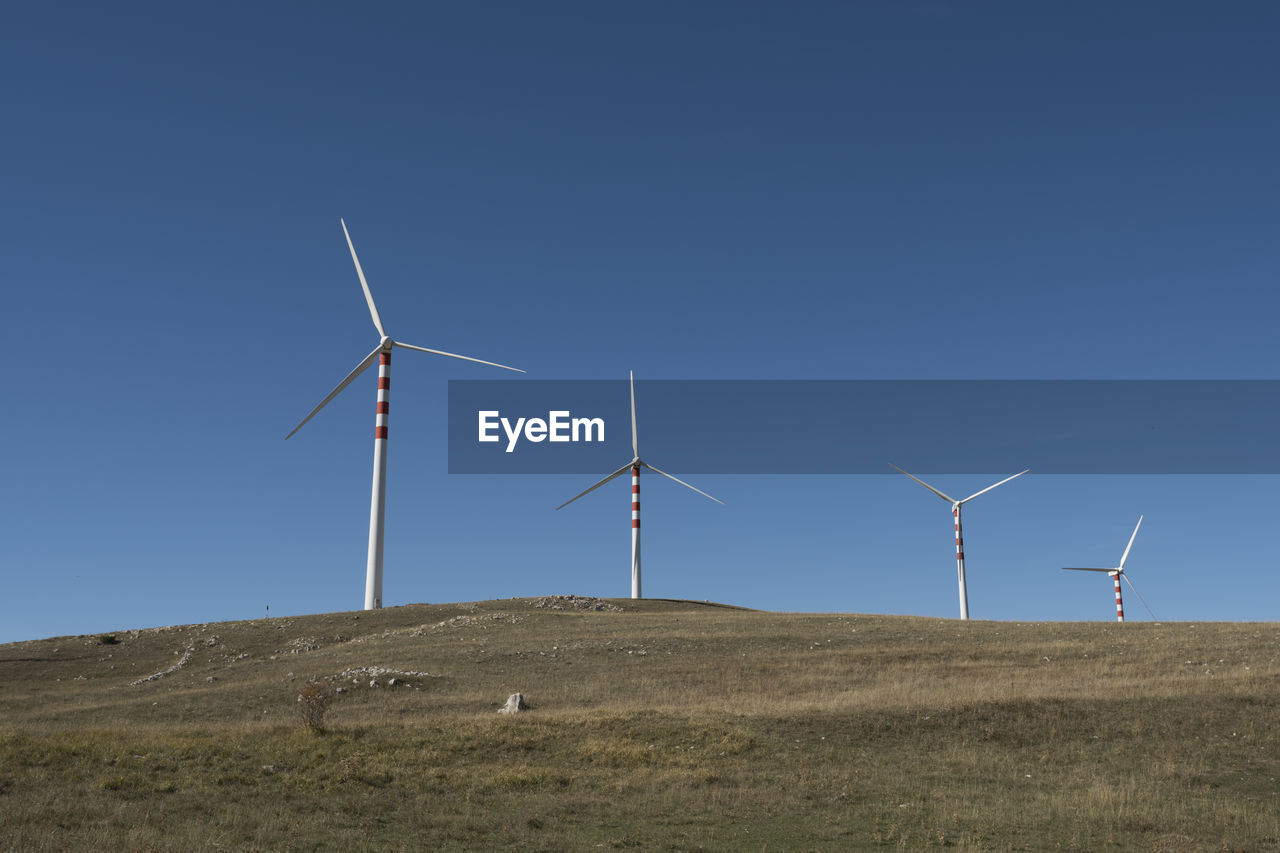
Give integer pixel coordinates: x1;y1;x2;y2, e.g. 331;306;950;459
497;692;529;714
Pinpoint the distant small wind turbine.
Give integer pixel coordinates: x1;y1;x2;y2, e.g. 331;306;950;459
288;219;524;610
557;372;722;599
890;464;1029;620
1063;516;1155;622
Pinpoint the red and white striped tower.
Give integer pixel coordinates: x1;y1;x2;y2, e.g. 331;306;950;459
1062;516;1153;623
556;372;722;600
364;348;391;610
890;465;1027;621
631;464;642;599
954;504;969;620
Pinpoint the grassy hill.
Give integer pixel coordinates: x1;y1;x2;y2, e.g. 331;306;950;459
1;597;1277;851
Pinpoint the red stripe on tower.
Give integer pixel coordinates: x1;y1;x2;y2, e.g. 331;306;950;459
632;466;640;529
375;349;391;441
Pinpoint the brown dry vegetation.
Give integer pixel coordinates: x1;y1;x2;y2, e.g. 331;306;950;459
1;597;1278;851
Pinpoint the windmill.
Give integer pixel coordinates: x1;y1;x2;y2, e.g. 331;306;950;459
1063;515;1155;622
287;219;524;610
890;464;1028;620
557;372;722;599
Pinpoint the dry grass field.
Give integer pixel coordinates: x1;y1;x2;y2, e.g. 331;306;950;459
1;596;1277;851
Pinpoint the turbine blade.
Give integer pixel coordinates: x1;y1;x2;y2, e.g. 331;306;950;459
340;219;386;338
888;463;957;504
286;345;382;439
1118;515;1143;569
959;469;1030;504
392;341;525;373
555;461;636;511
630;370;639;459
1121;572;1157;620
1062;567;1117;573
640;462;724;504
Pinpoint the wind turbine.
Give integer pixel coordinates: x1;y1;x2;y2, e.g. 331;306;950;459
287;219;524;610
1062;516;1156;622
556;371;722;599
890;464;1028;620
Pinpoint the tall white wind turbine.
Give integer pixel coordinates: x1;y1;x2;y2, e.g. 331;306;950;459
557;372;722;599
890;464;1028;620
287;219;524;610
1062;516;1155;622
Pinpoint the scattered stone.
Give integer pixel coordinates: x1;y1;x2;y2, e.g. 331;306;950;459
206;676;218;683
130;648;194;686
414;612;523;634
369;679;380;688
337;666;439;682
498;692;529;714
532;595;623;612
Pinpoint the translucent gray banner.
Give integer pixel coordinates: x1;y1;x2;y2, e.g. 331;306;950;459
447;380;1280;474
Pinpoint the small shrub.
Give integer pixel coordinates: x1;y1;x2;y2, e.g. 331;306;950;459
98;634;120;645
298;682;336;733
96;774;131;791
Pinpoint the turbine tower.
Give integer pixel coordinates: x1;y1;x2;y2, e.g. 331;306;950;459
1063;515;1156;622
890;464;1028;620
287;219;524;610
557;372;722;598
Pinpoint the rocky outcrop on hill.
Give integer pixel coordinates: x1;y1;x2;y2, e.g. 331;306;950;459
532;595;623;612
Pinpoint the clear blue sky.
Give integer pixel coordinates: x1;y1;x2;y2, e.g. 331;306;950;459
2;2;1277;643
